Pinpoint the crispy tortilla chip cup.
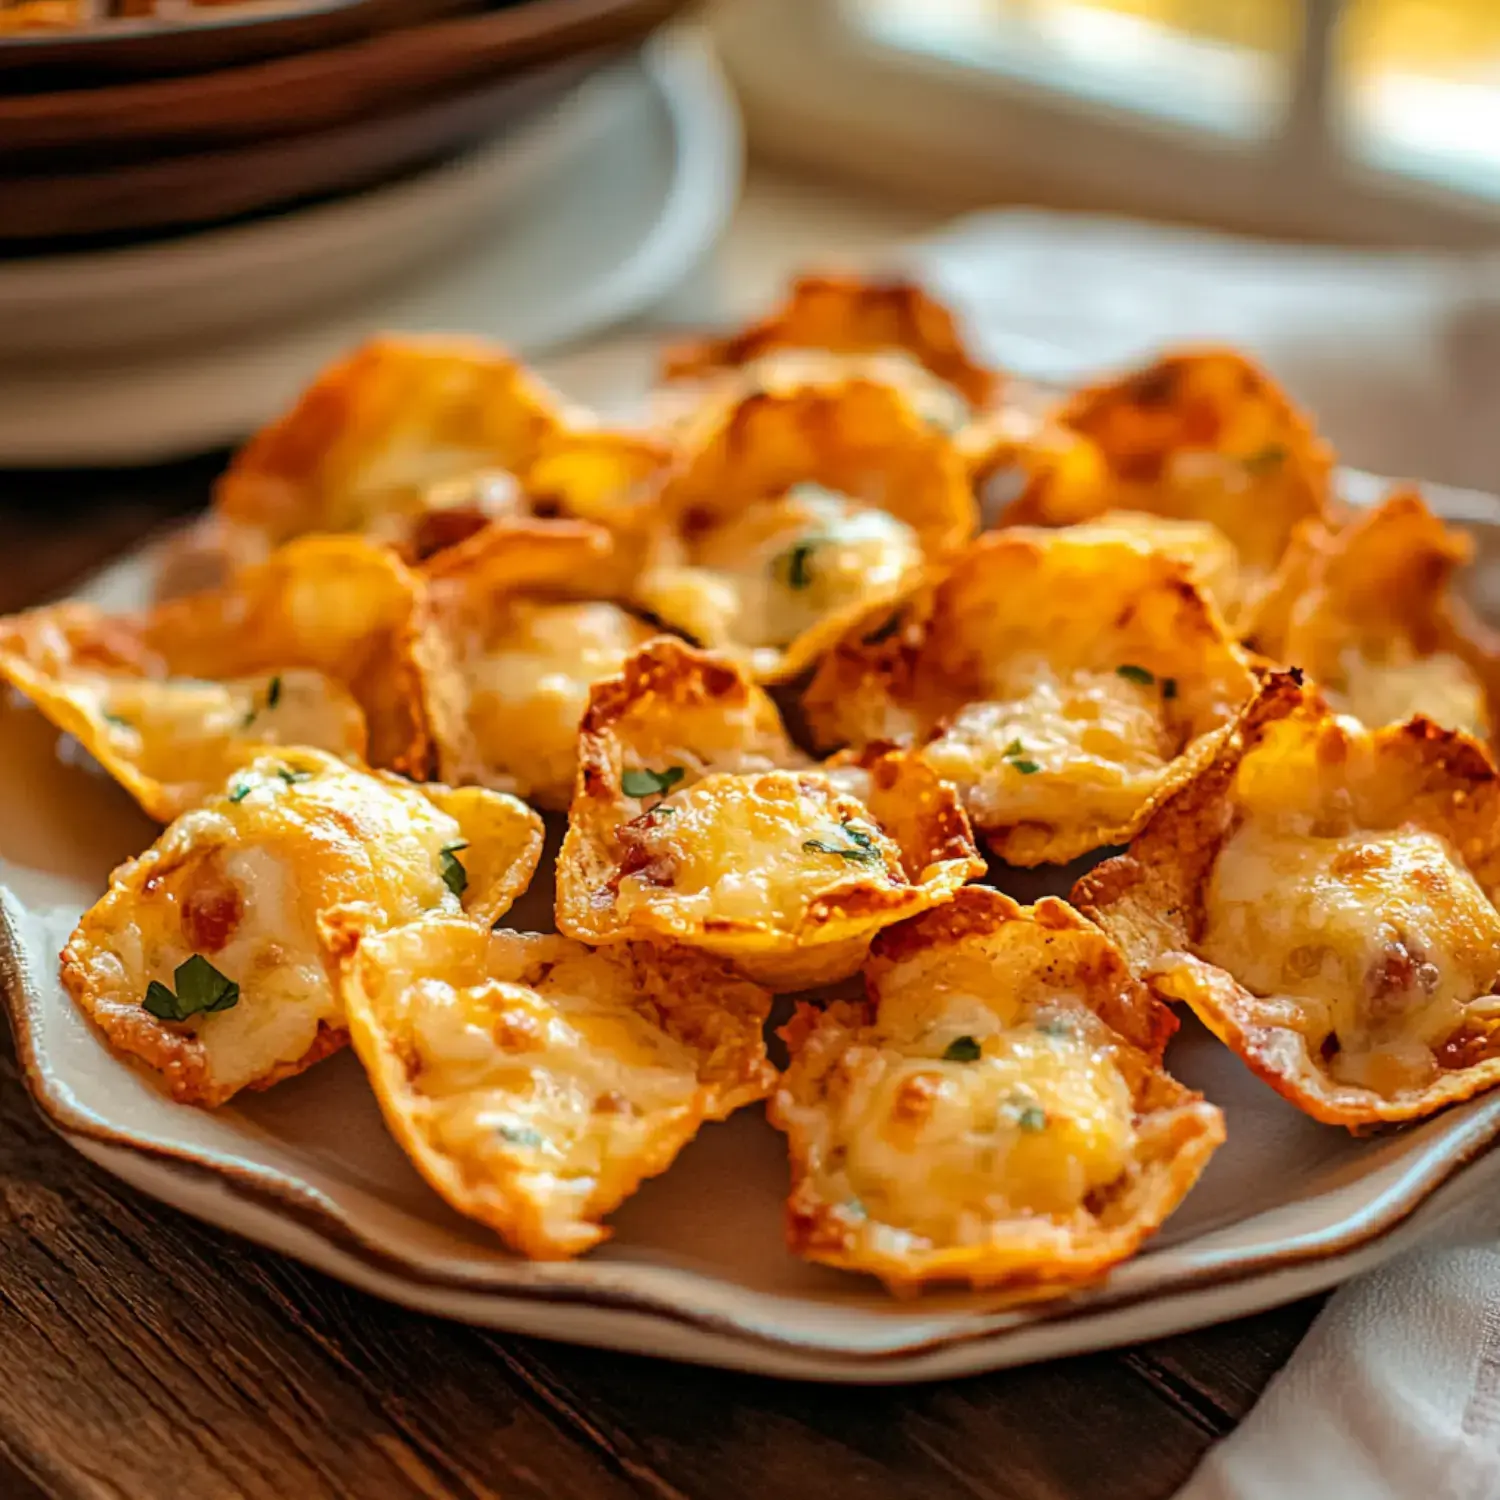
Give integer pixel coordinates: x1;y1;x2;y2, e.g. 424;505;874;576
636;378;977;682
770;887;1223;1295
422;521;660;808
1075;672;1500;1129
804;529;1256;865
60;749;542;1108
324;915;775;1259
555;639;983;990
214;335;568;562
1247;488;1496;736
661;272;999;413
1001;349;1333;626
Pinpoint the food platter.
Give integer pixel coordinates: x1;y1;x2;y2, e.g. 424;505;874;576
5;287;1500;1382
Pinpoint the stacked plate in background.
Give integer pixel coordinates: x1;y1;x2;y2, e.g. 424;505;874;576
0;5;742;464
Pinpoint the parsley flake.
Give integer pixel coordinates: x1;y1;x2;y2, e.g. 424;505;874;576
267;675;283;708
1117;664;1155;686
803;821;883;866
439;840;469;898
775;538;822;591
943;1035;982;1063
1003;738;1025;758
227;782;252;804
101;711;132;729
1011;759;1041;775
1017;1105;1048;1132
622;766;685;799
498;1124;543;1148
275;766;313;785
142;954;240;1023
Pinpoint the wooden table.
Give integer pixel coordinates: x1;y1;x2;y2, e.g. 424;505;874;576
0;452;1326;1500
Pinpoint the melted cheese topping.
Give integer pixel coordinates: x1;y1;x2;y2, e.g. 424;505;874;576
644;485;922;660
1202;822;1500;1095
1329;647;1488;738
809;1007;1135;1247
80;754;473;1099
89;669;365;787
466;601;656;805
400;954;704;1240
613;769;904;930
921;659;1174;832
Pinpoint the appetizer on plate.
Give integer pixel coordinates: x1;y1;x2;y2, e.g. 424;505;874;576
804;528;1257;865
772;888;1224;1294
0;535;439;817
213;335;573;566
1076;673;1500;1128
61;749;542;1107
1247;489;1498;737
327;915;775;1259
660;271;999;434
555;638;983;989
634;378;977;681
995;349;1333;626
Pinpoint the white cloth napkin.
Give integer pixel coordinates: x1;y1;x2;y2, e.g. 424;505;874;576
902;211;1500;1499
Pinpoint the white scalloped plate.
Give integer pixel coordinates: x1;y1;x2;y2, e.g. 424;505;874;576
5;475;1500;1383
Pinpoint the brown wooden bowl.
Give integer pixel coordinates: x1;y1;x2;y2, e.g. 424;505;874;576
0;47;612;242
0;0;688;170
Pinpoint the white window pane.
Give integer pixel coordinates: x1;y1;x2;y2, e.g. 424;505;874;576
850;0;1297;138
1340;1;1500;196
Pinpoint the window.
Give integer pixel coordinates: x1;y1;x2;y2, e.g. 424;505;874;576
714;0;1500;243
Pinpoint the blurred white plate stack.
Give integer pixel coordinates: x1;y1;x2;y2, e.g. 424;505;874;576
0;27;741;466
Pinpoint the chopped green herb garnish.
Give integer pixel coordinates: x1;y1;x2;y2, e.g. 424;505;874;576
439;840;469;898
1243;443;1287;474
1003;738;1025;758
498;1124;543;1148
943;1035;982;1063
622;765;685;799
1017;1105;1047;1132
101;712;131;729
775;538;822;591
1117;664;1155;686
228;782;252;804
266;675;283;708
142;954;239;1023
1011;759;1041;775
275;766;312;786
803;821;883;866
1162;677;1179;701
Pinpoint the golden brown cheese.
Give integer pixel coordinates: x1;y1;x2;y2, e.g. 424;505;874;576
771;888;1223;1294
1075;673;1500;1127
803;529;1256;865
213;336;569;564
329;917;775;1258
636;380;976;682
60;749;542;1107
1247;490;1495;739
555;639;983;989
999;349;1332;626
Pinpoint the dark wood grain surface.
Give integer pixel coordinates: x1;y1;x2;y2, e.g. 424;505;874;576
0;463;1322;1500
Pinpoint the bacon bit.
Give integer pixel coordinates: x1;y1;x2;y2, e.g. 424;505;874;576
180;856;243;953
1434;1024;1500;1072
593;1090;638;1116
612;824;679;892
890;1070;943;1127
492;1008;545;1054
1364;939;1440;1016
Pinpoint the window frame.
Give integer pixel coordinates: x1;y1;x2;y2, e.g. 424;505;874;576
712;0;1500;247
